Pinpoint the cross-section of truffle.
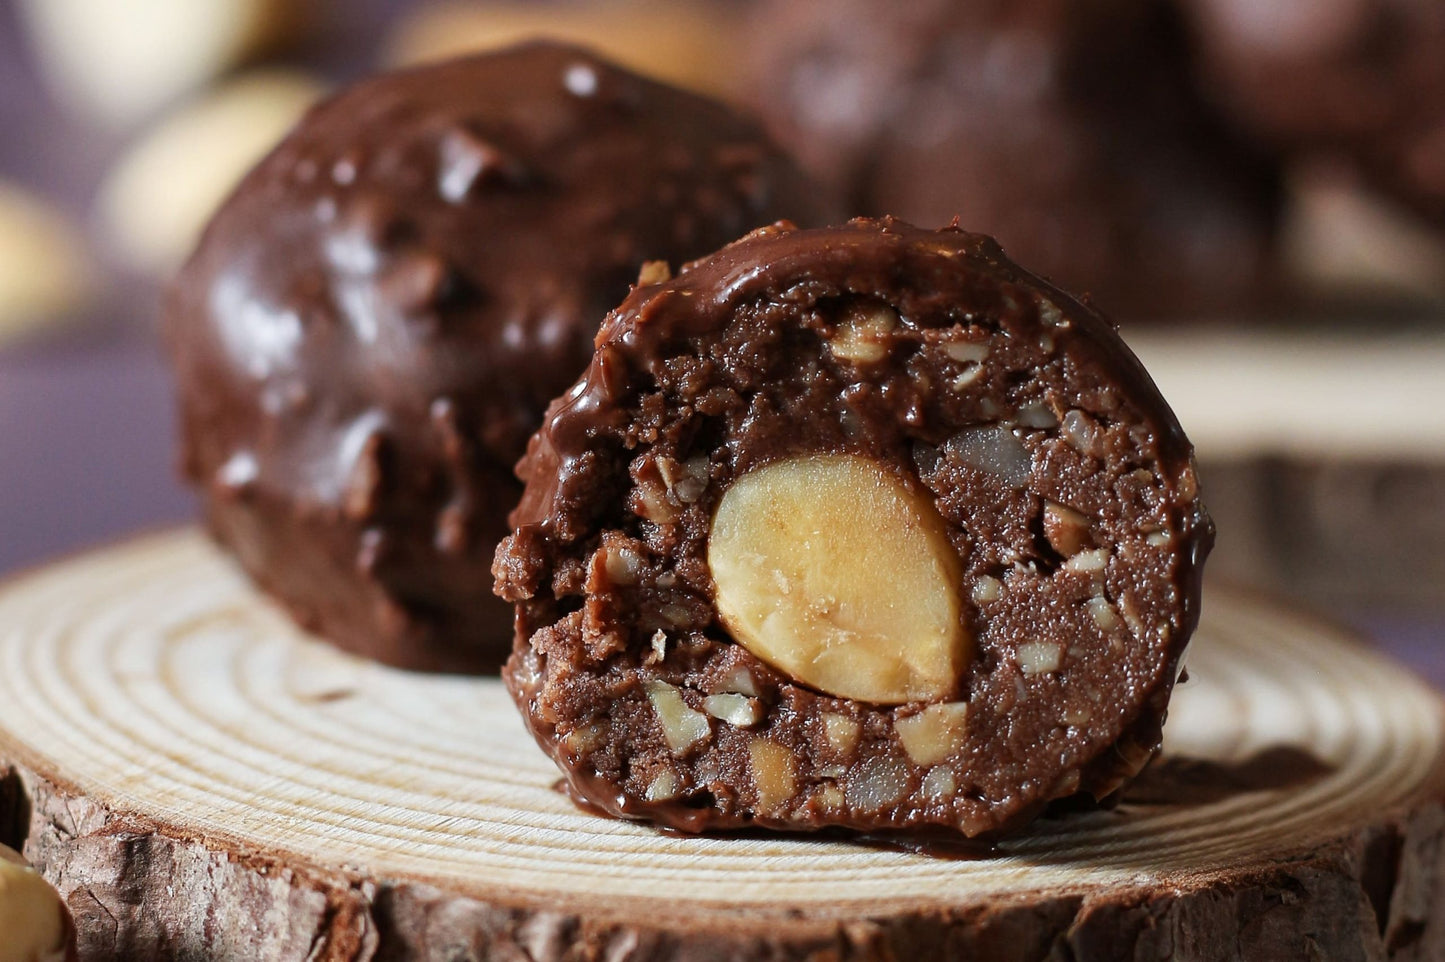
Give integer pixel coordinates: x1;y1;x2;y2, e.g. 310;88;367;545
496;219;1213;837
164;42;832;673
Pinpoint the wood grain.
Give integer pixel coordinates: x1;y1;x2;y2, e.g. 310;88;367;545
1;529;1443;960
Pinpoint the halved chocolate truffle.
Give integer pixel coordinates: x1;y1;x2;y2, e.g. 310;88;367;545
496;219;1212;837
165;42;832;673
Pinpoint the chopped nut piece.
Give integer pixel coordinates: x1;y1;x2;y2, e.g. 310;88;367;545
645;680;710;752
1146;530;1171;547
671;455;710;503
946;426;1031;487
921;766;958;802
633;481;679;523
749;738;797;810
704;692;762;727
943;339;988;364
846;754;909;811
649;629;668;662
645;770;679;801
895;702;969;765
1043;502;1090;557
950;367;984;390
713;665;760;697
1060;409;1104;457
822;712;860;755
1016;641;1063;676
637;260;671;285
1016;402;1058;429
829;302;897;364
709;454;969;704
1088;596;1121;630
816;784;846;811
602;540;643;585
971;575;1003;604
1063;547;1110;574
561;721;606;756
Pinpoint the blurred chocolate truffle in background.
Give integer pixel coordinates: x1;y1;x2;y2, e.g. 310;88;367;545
164;42;834;673
746;0;1282;320
1180;0;1445;227
387;0;740;100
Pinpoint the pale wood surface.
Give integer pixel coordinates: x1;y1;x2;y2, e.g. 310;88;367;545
1123;329;1445;460
1;529;1443;959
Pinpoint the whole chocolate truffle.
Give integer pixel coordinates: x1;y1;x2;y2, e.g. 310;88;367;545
496;219;1212;837
746;0;1281;319
1181;0;1445;227
165;42;832;673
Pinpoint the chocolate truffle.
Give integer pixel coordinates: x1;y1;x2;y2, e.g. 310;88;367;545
165;42;833;673
745;0;1281;319
1180;0;1445;227
495;219;1213;837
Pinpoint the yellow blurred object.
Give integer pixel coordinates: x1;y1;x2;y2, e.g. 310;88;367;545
97;71;326;277
0;183;92;347
0;843;72;962
17;0;298;127
387;1;740;98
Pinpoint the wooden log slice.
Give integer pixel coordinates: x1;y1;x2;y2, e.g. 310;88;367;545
0;529;1443;961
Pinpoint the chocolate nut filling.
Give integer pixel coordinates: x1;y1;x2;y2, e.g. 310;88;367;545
496;219;1212;838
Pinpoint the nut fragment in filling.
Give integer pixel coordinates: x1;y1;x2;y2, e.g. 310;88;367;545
945;425;1031;487
846;753;910;812
708;453;969;704
829;302;897;364
950;366;984;390
749;738;797;810
645;770;679;801
895;702;969;765
712;665;759;697
704;692;763;727
943;339;988;364
1043;501;1091;557
822;712;860;755
602;540;643;585
1016;641;1063;676
921;766;957;802
816;784;846;811
1088;596;1121;630
1016;402;1058;429
644;680;710;753
971;575;1002;604
1063;547;1110;575
562;721;607;756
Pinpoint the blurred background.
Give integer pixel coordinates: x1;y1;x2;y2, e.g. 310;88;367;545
0;0;1441;675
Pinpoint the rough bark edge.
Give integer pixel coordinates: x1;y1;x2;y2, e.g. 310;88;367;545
3;759;1444;962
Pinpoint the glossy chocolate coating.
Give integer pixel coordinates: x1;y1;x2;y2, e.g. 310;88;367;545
745;0;1282;319
497;219;1213;837
165;42;833;673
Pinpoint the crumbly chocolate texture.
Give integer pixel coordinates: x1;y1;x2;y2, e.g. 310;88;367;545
1180;0;1445;227
496;219;1213;837
743;0;1281;320
165;42;833;673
